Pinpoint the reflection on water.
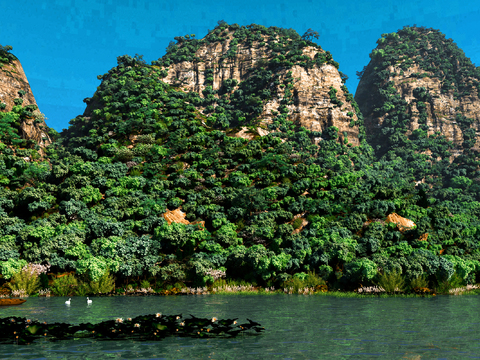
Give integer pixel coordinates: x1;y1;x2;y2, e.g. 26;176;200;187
1;295;480;358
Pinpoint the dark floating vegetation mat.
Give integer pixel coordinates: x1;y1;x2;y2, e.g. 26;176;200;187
0;314;264;344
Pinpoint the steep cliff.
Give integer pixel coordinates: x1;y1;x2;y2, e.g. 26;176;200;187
155;25;362;145
355;26;480;157
0;46;51;149
84;24;363;146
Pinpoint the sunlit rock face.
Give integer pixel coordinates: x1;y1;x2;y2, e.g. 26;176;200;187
159;27;361;146
355;26;480;156
0;57;51;148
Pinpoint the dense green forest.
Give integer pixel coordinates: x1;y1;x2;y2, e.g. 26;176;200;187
1;24;480;294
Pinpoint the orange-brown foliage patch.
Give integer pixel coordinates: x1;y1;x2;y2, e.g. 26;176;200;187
385;213;416;232
163;208;205;230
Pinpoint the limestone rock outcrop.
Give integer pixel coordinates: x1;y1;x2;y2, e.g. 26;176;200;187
160;30;361;145
355;26;480;156
385;213;416;232
0;57;51;148
163;208;205;229
356;62;480;154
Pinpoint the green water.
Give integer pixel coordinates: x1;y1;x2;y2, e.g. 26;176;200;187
1;294;480;359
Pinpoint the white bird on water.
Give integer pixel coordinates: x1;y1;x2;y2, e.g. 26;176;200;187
87;297;92;304
65;298;71;305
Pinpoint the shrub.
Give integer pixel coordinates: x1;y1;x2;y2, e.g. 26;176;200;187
409;273;429;290
87;270;115;294
73;271;116;296
140;279;151;289
51;274;78;296
115;147;134;162
376;270;405;293
302;271;327;288
434;271;464;294
281;271;326;293
75;281;91;296
7;268;40;295
292;217;303;229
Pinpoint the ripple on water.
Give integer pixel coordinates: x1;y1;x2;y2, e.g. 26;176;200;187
0;295;479;358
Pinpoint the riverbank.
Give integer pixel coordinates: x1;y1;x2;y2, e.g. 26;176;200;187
3;284;480;299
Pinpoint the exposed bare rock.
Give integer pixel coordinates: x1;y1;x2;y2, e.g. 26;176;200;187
163;208;205;230
385;213;416;232
355;27;480;157
163;208;190;225
356;62;479;150
234;126;271;140
234;127;260;141
418;233;428;241
160;31;361;145
288;64;359;145
0;58;51;148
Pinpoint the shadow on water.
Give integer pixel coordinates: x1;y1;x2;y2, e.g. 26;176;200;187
1;295;479;359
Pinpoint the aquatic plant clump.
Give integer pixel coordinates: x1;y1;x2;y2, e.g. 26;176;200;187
0;314;264;345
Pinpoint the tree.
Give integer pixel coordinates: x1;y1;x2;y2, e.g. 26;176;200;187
0;44;13;53
0;112;22;145
356;66;368;80
166;41;176;53
302;28;320;41
0;44;17;62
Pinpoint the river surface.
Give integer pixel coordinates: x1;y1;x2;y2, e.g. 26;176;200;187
0;294;480;359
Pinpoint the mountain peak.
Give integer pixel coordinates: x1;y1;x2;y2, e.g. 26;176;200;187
355;25;480;157
0;45;52;151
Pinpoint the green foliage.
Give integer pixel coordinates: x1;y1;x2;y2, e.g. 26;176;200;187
328;86;343;107
301;29;320;41
434;271;465;294
376;270;406;293
51;274;78;297
281;270;326;292
0;111;23;145
344;258;378;285
0;44;17;65
78;269;116;295
409;274;429;290
7;268;41;295
75;281;91;296
140;279;151;289
0;23;479;294
292;217;303;229
0;259;27;280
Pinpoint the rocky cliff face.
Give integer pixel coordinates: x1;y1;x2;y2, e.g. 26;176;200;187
0;55;51;148
355;26;480;156
154;25;362;146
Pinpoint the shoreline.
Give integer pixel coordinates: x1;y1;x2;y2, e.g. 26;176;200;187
4;288;480;299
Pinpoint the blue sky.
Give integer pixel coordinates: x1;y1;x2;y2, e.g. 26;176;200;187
1;0;479;132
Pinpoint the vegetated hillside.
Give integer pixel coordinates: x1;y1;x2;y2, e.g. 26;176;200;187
0;45;52;153
83;23;363;146
1;23;480;294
